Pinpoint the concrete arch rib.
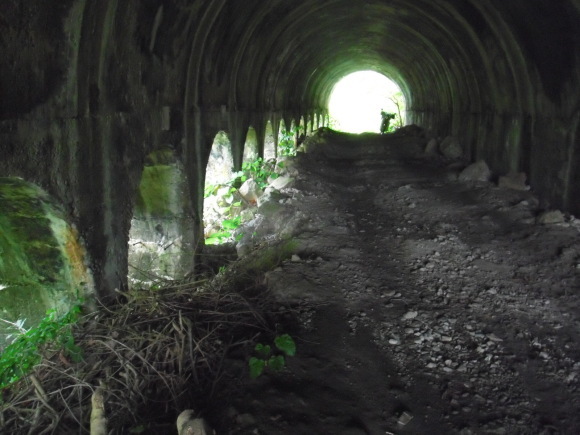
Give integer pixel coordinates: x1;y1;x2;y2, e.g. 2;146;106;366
182;0;227;269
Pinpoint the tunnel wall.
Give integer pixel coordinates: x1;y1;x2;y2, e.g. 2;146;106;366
0;0;578;299
405;1;580;213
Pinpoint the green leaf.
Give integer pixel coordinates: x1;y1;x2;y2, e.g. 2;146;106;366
255;343;271;358
274;334;296;356
205;232;230;245
268;355;285;371
129;424;148;434
0;304;83;389
249;357;265;379
222;217;241;230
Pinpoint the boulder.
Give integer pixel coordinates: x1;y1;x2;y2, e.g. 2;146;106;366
439;136;463;159
424;138;438;156
458;160;491;182
257;187;284;208
392;124;425;137
238;179;262;204
536;210;565;225
270;175;294;190
498;172;529;191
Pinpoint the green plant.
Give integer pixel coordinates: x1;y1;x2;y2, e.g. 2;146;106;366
0;304;83;390
326;115;339;130
204;155;284;245
249;334;296;379
241;157;279;189
205;216;242;245
278;129;297;157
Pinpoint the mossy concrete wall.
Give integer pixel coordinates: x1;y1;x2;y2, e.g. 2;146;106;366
128;149;194;286
0;178;93;347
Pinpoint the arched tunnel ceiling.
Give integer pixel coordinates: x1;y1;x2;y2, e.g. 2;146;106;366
215;0;578;116
232;0;480;110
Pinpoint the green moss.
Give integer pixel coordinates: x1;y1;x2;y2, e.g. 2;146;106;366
144;148;177;166
135;157;186;219
0;178;89;347
135;165;176;217
244;238;299;274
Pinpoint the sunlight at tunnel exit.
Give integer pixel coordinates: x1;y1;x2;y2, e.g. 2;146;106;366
328;71;405;134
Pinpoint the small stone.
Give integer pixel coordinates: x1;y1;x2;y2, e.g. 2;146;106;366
389;338;401;345
226;407;239;419
397;411;414;426
458;160;491;182
424;138;438;155
439;136;463;159
291;254;301;262
536;210;565;225
402;311;418;320
457;364;468;373
236;413;256;427
486;333;503;342
498;172;529;191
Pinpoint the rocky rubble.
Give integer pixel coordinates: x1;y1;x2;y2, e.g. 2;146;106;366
222;129;580;435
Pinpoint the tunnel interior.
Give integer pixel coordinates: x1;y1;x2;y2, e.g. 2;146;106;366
0;0;578;343
0;1;580;432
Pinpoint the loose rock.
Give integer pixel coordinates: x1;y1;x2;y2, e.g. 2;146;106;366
439;136;463;159
536;210;565;225
458;160;491;182
498;172;529;191
239;179;262;204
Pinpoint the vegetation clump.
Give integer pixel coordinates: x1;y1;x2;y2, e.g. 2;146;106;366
0;305;83;389
204;128;299;245
249;334;296;379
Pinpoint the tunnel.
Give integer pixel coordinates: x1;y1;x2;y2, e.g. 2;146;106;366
0;0;577;298
0;1;579;433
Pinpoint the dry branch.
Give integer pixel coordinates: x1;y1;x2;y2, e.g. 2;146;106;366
0;275;277;433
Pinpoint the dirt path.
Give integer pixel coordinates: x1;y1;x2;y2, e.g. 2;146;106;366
222;131;580;435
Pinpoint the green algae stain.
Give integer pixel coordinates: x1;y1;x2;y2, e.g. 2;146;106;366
135;164;176;217
134;149;186;218
129;149;191;286
0;178;92;348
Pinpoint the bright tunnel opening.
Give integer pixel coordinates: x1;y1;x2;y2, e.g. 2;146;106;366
328;70;405;134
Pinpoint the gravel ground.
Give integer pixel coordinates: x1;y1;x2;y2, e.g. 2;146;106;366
222;130;580;435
